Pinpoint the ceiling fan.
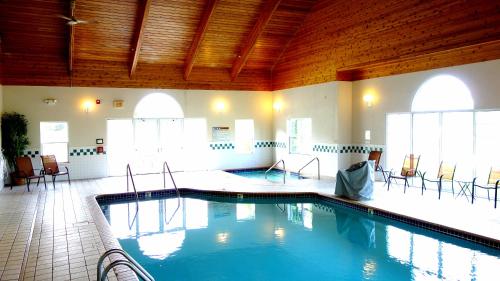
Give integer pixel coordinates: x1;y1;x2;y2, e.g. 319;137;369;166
58;15;88;26
58;0;89;26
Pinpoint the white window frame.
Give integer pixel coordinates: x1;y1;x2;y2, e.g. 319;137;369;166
288;118;312;155
40;121;69;163
385;108;500;178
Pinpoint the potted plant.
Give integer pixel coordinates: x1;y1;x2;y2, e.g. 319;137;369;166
1;112;30;185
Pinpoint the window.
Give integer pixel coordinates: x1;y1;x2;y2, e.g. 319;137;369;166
411;75;473;112
386;75;475;173
235;119;254;154
288;118;312;154
40;122;69;162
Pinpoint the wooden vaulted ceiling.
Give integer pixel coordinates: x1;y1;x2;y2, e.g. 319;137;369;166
1;0;500;91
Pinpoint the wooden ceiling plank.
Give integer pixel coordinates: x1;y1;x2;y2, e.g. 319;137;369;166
184;0;219;80
129;0;153;78
230;0;282;81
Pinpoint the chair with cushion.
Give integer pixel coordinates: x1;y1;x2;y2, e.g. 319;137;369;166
368;150;388;182
12;156;47;191
472;167;500;208
421;161;456;199
41;155;71;188
387;154;421;193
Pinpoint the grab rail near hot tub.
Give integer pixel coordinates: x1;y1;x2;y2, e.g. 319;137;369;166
97;248;155;281
298;157;320;180
265;159;286;184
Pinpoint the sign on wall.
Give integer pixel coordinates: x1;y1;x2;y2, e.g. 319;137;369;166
212;126;230;142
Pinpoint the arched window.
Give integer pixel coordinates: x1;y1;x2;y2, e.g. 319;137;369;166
134;93;184;118
411;75;473;112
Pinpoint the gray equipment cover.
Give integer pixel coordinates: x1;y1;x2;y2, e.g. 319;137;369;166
335;160;374;200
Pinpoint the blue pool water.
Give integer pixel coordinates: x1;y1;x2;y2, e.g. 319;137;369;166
99;195;500;281
228;169;305;182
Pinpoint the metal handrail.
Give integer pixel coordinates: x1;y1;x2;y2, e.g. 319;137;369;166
265;159;286;184
163;161;180;201
126;164;139;205
298;157;320;180
97;248;155;281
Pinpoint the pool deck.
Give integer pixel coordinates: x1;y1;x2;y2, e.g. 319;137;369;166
0;170;499;280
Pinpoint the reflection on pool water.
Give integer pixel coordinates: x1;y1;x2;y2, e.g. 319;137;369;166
99;196;500;281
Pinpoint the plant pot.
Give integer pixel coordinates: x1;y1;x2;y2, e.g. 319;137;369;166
9;172;26;186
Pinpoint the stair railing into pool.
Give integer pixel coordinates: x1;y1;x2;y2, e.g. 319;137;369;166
162;161;180;202
162;161;181;225
126;164;140;229
265;159;286;184
126;164;139;206
97;248;155;281
298;157;320;180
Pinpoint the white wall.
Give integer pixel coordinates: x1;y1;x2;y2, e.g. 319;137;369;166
351;59;500;168
272;81;353;177
2;86;274;179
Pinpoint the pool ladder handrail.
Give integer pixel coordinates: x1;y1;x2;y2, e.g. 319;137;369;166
162;161;180;200
126;164;139;206
298;157;320;180
265;159;286;184
97;248;155;281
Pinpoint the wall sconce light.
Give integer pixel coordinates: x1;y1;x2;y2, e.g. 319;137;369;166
363;94;374;107
214;101;226;113
43;98;57;105
273;101;282;112
83;101;93;113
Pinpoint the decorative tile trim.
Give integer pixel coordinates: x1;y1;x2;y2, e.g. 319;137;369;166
254;141;274;148
209;142;235;150
69;147;107;156
22;149;40;158
95;189;500;250
313;144;338;153
312;143;384;154
23;146;107;158
209;140;285;150
274;141;287;148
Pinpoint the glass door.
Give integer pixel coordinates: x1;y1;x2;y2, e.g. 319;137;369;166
134;119;161;174
412;113;440;176
159;118;184;171
441;112;474;180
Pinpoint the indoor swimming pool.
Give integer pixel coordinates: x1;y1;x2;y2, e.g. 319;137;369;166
99;193;500;281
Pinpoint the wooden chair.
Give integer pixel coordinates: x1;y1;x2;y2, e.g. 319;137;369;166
12;156;47;191
368;150;388;182
41;155;71;188
387;154;421;193
421;161;456;199
472;167;500;208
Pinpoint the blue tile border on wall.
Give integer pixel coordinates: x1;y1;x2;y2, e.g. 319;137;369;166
313;143;384;154
208;140;286;150
24;147;107;157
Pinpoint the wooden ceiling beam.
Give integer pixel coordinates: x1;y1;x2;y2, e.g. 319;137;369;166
230;0;281;81
184;0;219;81
129;0;153;78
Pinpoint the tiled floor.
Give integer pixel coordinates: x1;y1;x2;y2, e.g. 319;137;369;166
0;171;499;280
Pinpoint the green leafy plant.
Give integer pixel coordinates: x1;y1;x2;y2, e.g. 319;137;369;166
1;112;30;170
